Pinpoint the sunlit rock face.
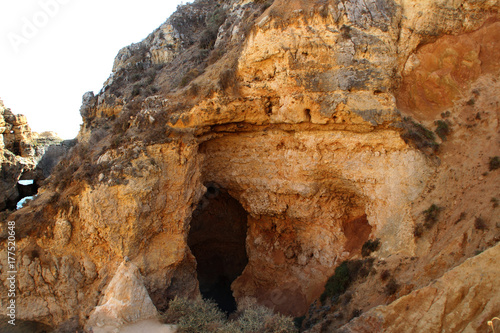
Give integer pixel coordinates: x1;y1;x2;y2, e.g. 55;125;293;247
0;0;498;330
338;243;500;333
86;261;159;332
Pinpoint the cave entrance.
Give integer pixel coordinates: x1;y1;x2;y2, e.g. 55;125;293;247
188;184;248;314
16;179;38;210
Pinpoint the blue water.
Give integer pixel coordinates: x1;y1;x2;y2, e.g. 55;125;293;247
16;196;35;210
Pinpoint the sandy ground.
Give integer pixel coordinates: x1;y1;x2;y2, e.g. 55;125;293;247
92;320;177;333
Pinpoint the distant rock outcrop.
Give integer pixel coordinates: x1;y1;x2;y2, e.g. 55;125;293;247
0;0;499;331
0;99;73;211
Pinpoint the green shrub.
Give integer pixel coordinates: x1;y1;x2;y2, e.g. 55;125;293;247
423;204;441;229
320;261;350;304
489;156;500;171
319;259;374;304
361;239;381;257
401;117;439;153
435;120;450;141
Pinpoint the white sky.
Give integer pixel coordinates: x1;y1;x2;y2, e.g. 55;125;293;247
0;0;186;139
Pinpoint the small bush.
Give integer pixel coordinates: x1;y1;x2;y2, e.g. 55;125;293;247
435;120;450;141
441;110;451;118
160;297;225;332
234;302;297;333
361;239;381;257
380;270;391;281
414;223;424;238
200;7;227;50
489;156;500;171
423;204;441;229
474;217;487;231
384;278;399;296
401;117;439;153
319;259;374;304
320;261;350;304
491;197;498;208
348;258;374;281
159;297;297;333
466;98;475;106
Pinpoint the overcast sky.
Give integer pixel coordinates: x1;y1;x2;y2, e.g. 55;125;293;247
0;0;185;139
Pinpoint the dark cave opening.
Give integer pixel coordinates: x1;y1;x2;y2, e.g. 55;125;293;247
15;180;39;210
1;179;39;212
188;184;248;314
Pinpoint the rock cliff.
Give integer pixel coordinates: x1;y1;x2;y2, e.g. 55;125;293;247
0;0;499;332
0;100;69;212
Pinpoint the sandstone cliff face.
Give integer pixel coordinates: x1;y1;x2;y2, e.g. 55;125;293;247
338;243;500;333
0;0;499;331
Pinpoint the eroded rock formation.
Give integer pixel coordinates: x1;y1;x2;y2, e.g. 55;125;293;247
0;0;498;331
86;261;159;332
0;100;68;211
337;243;500;333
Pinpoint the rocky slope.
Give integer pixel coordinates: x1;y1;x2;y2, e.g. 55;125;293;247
0;0;499;332
337;243;500;333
